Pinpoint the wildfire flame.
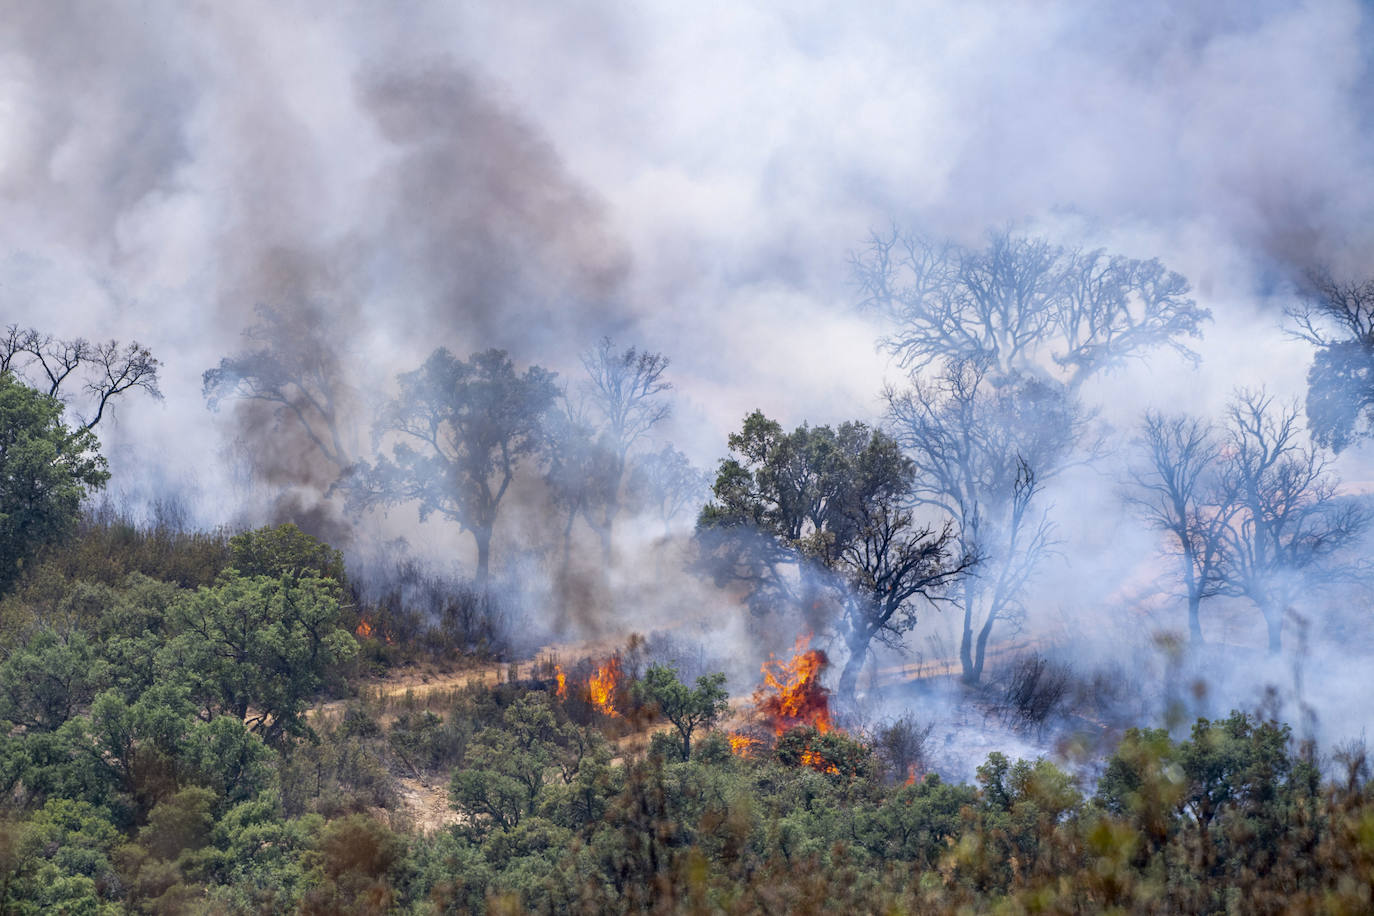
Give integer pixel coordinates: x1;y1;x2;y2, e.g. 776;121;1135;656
755;635;832;736
729;733;760;757
587;655;622;717
800;747;841;775
354;617;394;643
554;664;567;700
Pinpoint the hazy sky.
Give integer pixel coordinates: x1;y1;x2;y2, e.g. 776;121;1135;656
2;0;1371;515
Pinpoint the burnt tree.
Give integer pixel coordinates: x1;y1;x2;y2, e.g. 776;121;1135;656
1126;412;1236;644
1214;390;1367;653
885;361;1077;684
856;227;1209;684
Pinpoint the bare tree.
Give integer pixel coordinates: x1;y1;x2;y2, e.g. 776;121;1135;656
628;443;711;537
1214;390;1368;653
834;498;968;701
885;361;1079;684
856;226;1207;683
1;325;161;428
1126;412;1237;644
575;337;672;562
203;305;355;470
1286;271;1374;453
852;228;1208;390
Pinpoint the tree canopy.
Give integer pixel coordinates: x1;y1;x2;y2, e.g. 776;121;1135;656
161;570;357;742
852;229;1208;389
0;372;109;592
1287;271;1374;453
1;326;162;430
699;411;966;700
353;348;559;586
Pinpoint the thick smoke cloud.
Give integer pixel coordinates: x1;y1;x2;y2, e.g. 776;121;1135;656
2;0;1373;756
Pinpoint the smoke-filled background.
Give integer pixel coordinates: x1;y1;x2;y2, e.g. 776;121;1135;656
5;0;1374;772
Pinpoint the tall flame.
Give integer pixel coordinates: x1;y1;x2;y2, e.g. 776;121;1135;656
355;618;375;639
554;664;567;700
755;635;832;736
587;656;622;717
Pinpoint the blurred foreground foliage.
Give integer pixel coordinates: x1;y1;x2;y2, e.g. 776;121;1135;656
3;514;1374;914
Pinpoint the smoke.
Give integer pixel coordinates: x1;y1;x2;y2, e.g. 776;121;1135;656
3;0;1374;763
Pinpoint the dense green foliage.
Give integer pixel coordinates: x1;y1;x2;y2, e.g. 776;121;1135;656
0;372;109;592
634;664;729;761
6;510;1374;913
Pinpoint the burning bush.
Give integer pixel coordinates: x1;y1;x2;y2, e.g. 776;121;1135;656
753;635;833;736
587;656;623;718
551;645;654;732
775;726;873;778
725;635;870;777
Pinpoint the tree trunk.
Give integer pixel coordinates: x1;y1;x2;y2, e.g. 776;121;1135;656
970;613;996;685
959;581;977;685
597;520;614;568
474;528;492;589
838;632;869;704
1264;604;1282;654
1187;593;1204;644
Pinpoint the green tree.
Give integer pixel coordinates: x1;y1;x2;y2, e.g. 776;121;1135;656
635;664;729;761
0;372;109;592
450;694;597;833
161;572;357;742
228;523;346;585
0;628;108;732
2;798;123;913
699;412;966;700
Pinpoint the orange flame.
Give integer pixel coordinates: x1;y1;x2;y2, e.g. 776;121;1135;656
587;656;622;717
354;617;394;643
755;635;832;736
904;764;918;786
554;665;567;700
800;747;841;775
729;733;760;757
